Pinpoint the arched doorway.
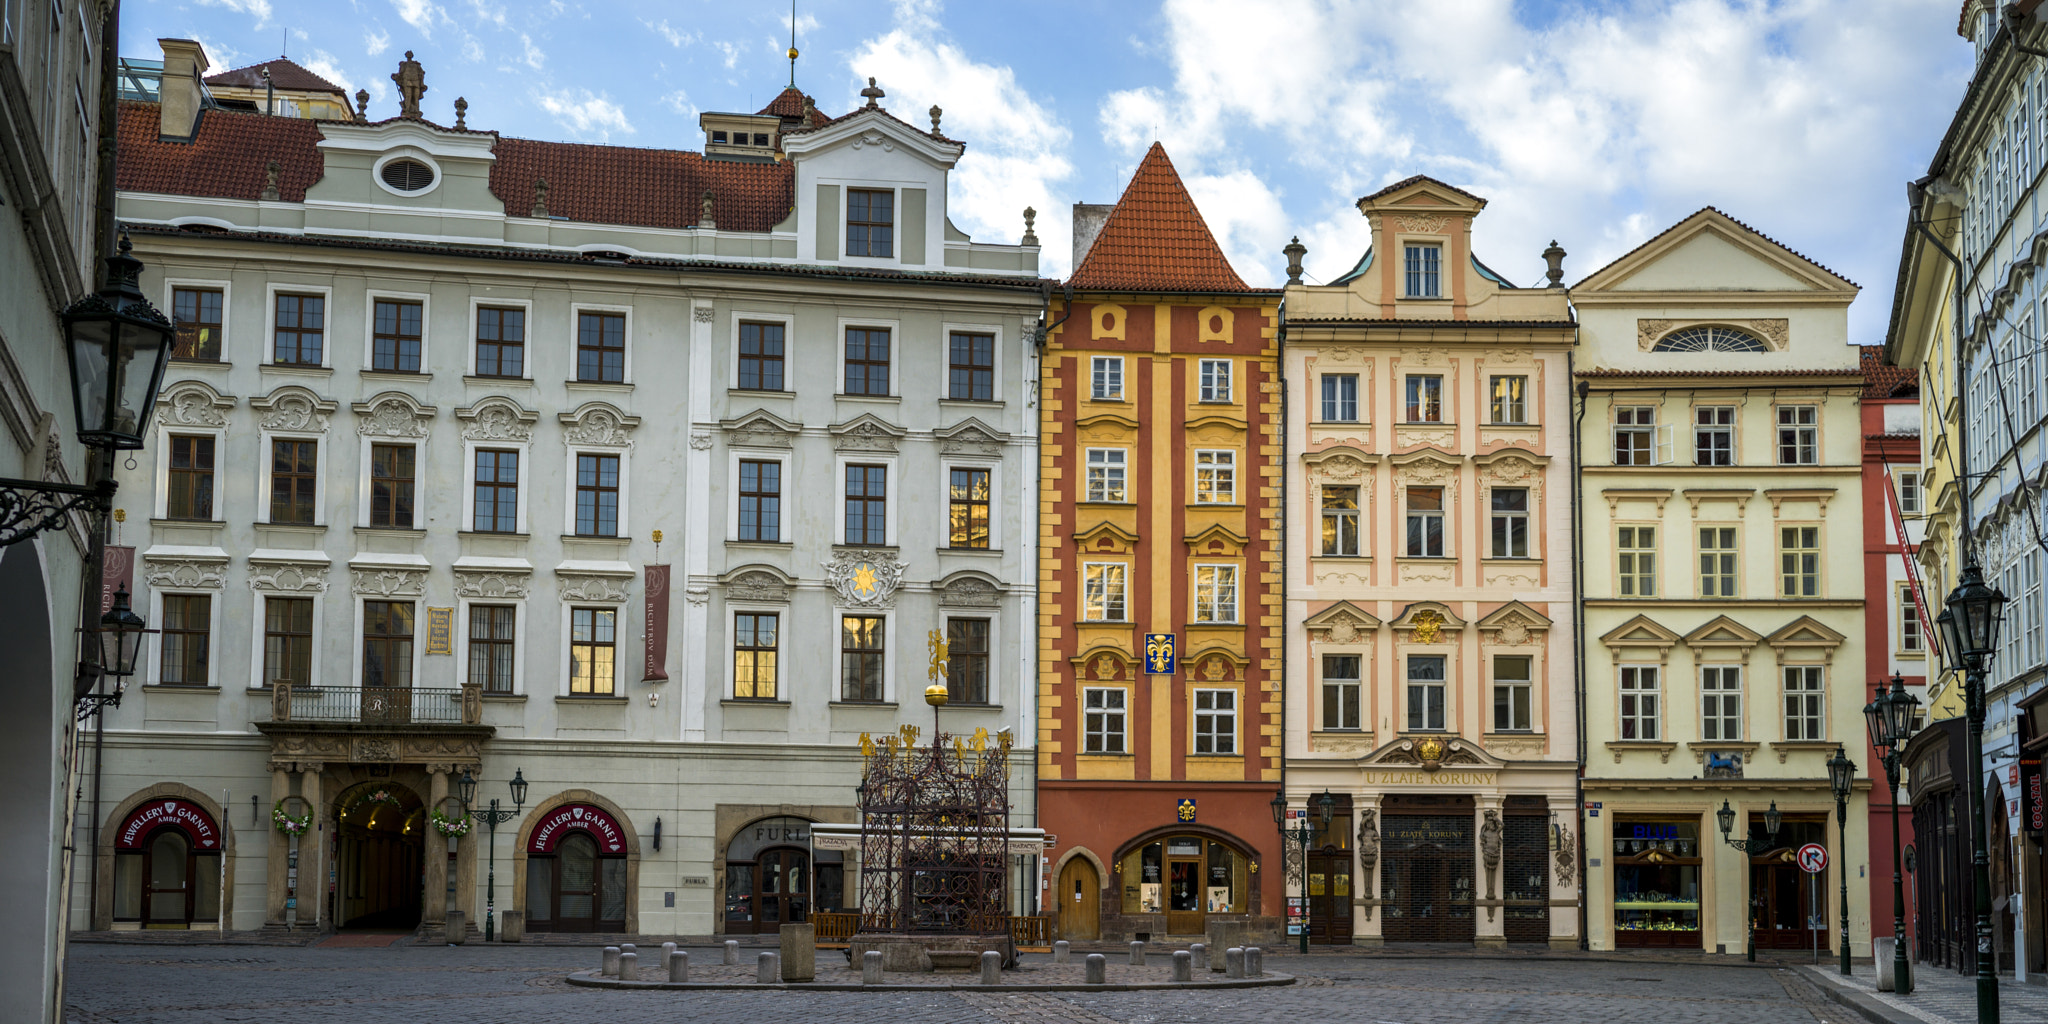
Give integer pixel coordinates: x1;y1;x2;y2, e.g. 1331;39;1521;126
332;781;424;930
526;802;629;932
1113;832;1253;938
1057;856;1101;940
112;798;222;929
724;815;815;934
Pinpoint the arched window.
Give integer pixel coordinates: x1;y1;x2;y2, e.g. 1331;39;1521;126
1651;326;1768;353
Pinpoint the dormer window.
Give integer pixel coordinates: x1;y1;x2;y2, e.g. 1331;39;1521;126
848;188;895;258
752;133;770;146
1403;243;1441;298
712;130;729;144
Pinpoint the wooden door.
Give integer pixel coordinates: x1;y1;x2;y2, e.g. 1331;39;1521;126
1057;858;1100;940
756;846;810;931
1166;858;1204;935
142;830;191;928
1307;848;1354;944
1753;858;1827;950
553;833;599;931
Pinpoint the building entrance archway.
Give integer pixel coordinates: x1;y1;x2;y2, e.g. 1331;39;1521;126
724;815;815;934
111;798;223;929
332;781;424;930
1057;856;1101;940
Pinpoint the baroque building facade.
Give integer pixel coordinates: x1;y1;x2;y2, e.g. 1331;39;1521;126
1574;208;1870;956
1280;176;1580;948
80;43;1042;942
1036;144;1284;945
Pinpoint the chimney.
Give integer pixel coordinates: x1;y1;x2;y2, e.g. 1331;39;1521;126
157;38;211;140
1071;203;1114;269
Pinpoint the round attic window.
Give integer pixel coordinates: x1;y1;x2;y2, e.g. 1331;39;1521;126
379;158;435;192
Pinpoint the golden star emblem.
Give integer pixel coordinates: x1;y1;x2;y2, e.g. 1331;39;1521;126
852;562;879;598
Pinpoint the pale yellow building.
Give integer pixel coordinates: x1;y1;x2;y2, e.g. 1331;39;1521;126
1575;208;1870;956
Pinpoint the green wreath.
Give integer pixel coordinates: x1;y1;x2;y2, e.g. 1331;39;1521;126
429;807;473;838
272;800;311;837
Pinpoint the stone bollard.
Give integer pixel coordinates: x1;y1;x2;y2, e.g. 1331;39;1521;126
1246;946;1262;978
661;941;677;964
1225;946;1245;979
756;952;780;984
981;950;1002;985
779;923;815;982
1191;943;1208;972
1053;939;1070;963
1172;950;1193;983
619;942;636;964
861;950;883;985
1084;953;1107;984
668;950;689;983
1129;940;1145;965
445;910;466;945
602;945;621;977
724;939;740;965
617;951;638;981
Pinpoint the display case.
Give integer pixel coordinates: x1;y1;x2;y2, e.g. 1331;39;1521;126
1612;819;1701;948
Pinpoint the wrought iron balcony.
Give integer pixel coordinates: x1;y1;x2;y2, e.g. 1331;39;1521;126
268;680;483;726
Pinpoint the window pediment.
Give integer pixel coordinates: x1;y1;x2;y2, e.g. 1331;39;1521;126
559;401;640;448
1305;600;1381;644
250;385;336;434
1600;613;1681;660
1766;614;1846;655
1073;521;1138;555
830;412;906;453
159;380;236;428
456;396;537;443
352;391;435;438
722;409;802;449
1683;614;1763;662
1183;523;1248;556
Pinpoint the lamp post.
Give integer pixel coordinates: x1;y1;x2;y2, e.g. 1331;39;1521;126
1828;745;1857;976
1272;789;1335;955
1937;565;2010;1024
461;767;527;942
1866;671;1921;996
1718;798;1782;962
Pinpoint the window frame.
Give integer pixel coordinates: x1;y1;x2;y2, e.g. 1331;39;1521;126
463;602;520;695
1617;524;1657;597
1897;582;1926;656
1192;687;1238;755
727;448;792;544
737;457;785;544
1082;562;1128;622
1488;486;1530;559
1779;524;1821;597
265;283;331;368
1404;486;1445;558
164;278;229;363
358;440;419;530
944;615;993;705
1405;653;1448;732
1403;374;1444;423
1896;468;1923;516
732;608;781;701
570;449;624;538
1084;448;1129;503
945;327;998;402
1618;664;1660;740
1194;449;1237;504
1782;665;1826;741
838;613;888;703
1693;405;1735;466
1198;358;1233;403
1776;404;1819;466
571;304;632;385
566;605;620;696
945;462;995;550
1194;563;1240;624
845;186;897;259
1320;373;1359;422
256;592;319;691
1320;653;1362;731
1491;654;1533;733
728;311;794;392
364;291;429;374
1613;406;1661;466
1091;355;1125;401
262;433;320;526
839;319;897;397
1488;374;1527;424
1698;524;1738;598
1083;686;1128;754
1701;664;1743;741
1320;484;1360;557
1402;241;1443;298
842;460;890;547
831;452;898;546
152;589;216;687
469;446;523;535
161;432;220;522
356;596;419;691
736;318;789;393
468;298;532;380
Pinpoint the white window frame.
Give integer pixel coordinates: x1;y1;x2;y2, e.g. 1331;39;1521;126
1897;583;1925;655
1405;653;1448;732
1321;373;1358;422
1403;374;1444;423
363;289;432;374
265;282;334;369
1402;241;1442;298
941;613;999;706
1492;654;1533;733
1488;374;1527;424
357;437;423;530
163;277;233;361
1084;448;1127;503
1489;486;1530;559
148;586;221;688
561;601;625;697
1619;664;1660;741
565;445;632;539
1192;687;1237;755
1198;358;1232;403
1194;563;1240;623
1613;406;1670;466
462;439;531;536
839;183;902;265
257;429;324;527
836;316;902;398
729;310;795;391
834;452;897;547
941;458;1002;551
832;610;895;703
569;302;635;385
1779;524;1820;597
1405;486;1445;558
942;320;1005;402
456;594;527;696
155;423;227;522
1321;484;1360;557
352;594;425;693
1194;449;1236;504
248;589;325;692
1083;686;1127;753
1618;525;1657;597
1319;653;1362;731
1896;468;1923;516
1698;524;1738;598
728;449;793;544
1776;404;1819;466
1082;562;1128;622
1782;665;1826;741
1693;405;1735;466
1091;355;1124;400
727;602;785;701
1701;665;1743;741
467;296;535;380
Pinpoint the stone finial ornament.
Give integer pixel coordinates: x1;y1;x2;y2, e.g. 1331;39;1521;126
929;104;942;134
700;189;716;229
392;50;428;119
453;96;468;130
1022;207;1038;247
354;88;369;122
1283;236;1307;285
261;160;281;202
860;77;885;109
1543;239;1567;288
531;177;550;219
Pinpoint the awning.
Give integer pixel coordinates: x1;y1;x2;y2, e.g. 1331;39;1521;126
808;823;1050;856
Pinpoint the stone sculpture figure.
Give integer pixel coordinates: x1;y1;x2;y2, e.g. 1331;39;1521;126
1356;809;1379;920
1480;808;1504;908
392;51;427;118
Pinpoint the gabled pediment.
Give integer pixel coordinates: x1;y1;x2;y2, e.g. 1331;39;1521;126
1477;600;1552;635
935;416;1009;457
1684;614;1763;647
830;412;906;453
1073;520;1139;554
1182;523;1248;555
1391;602;1464;645
1305;600;1381;644
1572;208;1858;298
1360;734;1505;769
780;103;965;169
1600;614;1682;657
721;408;802;448
1766;614;1847;653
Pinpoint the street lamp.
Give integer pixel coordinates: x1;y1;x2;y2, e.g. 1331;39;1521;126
1828;744;1857;976
1718;798;1782;962
462;767;527;942
1866;672;1921;995
1938;566;2008;1024
1273;789;1336;955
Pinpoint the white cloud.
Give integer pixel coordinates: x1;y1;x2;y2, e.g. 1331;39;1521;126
851;10;1076;272
364;28;391;57
390;0;443;39
461;36;485;63
715;41;741;69
520;33;544;70
536;88;634;141
468;0;508;27
647;19;693;48
184;32;245;73
661;90;696;117
194;0;273;30
1182;169;1289;287
299;50;356;94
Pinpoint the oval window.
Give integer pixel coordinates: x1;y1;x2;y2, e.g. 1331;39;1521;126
379;158;435;193
1101;312;1116;331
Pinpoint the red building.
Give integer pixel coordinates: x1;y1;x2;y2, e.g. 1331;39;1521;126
1861;345;1925;948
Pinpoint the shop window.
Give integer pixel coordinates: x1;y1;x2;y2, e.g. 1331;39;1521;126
1117;836;1247;917
1612;819;1700;947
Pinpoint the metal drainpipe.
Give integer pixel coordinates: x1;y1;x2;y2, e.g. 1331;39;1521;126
1274;295;1289;936
1571;364;1590;951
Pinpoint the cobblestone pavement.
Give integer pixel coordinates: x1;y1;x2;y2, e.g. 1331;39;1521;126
63;942;1855;1024
1799;961;2048;1024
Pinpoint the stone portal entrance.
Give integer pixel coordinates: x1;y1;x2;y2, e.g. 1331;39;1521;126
1381;806;1476;943
333;781;424;929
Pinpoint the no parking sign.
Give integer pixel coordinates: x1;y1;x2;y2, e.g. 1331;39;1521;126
1797;843;1829;873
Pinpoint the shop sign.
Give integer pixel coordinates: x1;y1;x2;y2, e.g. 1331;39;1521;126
2022;759;2045;835
117;798;218;850
1363;770;1497;787
528;804;625;854
1627;824;1680;840
1144;633;1176;675
1176;798;1197;823
100;545;133;614
424;607;453;655
643;564;670;681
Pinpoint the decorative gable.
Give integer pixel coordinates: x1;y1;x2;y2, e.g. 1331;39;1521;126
1683;615;1764;662
1600;614;1681;662
1073;521;1138;555
1305;600;1382;645
722;409;802;449
1766;615;1847;657
830;413;906;453
1182;523;1248;557
1477;601;1551;646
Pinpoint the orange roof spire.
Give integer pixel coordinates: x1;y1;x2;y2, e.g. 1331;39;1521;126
1068;142;1249;292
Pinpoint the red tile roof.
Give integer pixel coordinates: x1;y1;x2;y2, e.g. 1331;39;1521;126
1357;173;1488;207
1067;142;1249;293
116;101;326;201
490;138;791;231
1860;344;1919;398
204;58;347;96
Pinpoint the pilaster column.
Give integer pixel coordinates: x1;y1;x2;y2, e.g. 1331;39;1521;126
298;763;325;931
265;763;291;926
423;766;450;929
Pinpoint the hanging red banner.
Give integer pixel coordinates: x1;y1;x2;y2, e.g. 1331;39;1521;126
642;564;669;681
101;544;134;614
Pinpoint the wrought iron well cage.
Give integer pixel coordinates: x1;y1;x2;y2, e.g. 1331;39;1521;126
856;725;1012;935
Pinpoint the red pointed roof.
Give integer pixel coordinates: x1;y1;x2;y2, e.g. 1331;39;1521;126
204;57;347;96
1068;143;1248;292
757;87;808;118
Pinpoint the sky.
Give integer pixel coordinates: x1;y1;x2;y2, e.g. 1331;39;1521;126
127;0;1974;343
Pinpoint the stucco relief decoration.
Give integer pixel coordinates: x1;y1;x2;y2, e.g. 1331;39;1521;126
357;398;429;438
351;569;426;597
145;559;227;590
459;400;535;443
1399;347;1444;367
562;408;635;448
1749;319;1790;348
825;549;903;608
558;574;632;604
159;385;230;428
1485;457;1535;485
689;434;714;450
833;420;901;453
248;562;326;593
1318;455;1367;482
354;737;398;763
940;425;1004;458
1393;214;1448;234
1201;657;1228;681
454;571;531;599
727;571;790;603
257;392;332;433
1409;610;1445;644
1636;319;1676;350
1484;735;1545;758
727;422;795;449
850;129;894;152
693;307;715;323
1092;655;1117;681
1555;823;1576;886
1488;615;1533;647
938;576;1001;607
